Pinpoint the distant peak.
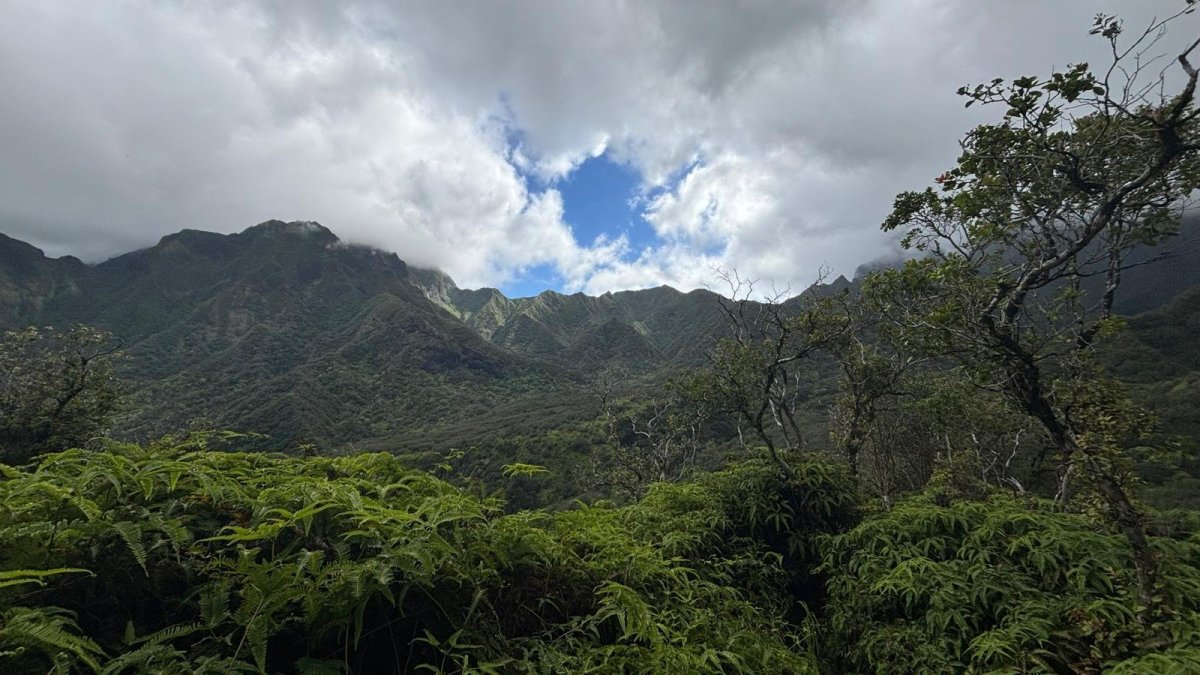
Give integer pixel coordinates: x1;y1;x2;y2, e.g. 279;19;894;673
409;265;457;287
156;228;226;245
242;220;338;241
0;231;46;258
620;284;682;296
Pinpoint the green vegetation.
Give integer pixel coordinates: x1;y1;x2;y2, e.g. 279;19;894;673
820;490;1200;673
0;444;853;673
0;326;123;465
4;7;1200;674
5;444;1200;672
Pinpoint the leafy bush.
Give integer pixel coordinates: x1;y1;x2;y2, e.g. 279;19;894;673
0;444;850;673
5;441;1200;672
818;492;1200;673
0;326;123;464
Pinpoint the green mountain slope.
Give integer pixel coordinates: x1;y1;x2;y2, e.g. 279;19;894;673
410;270;734;374
2;222;577;448
1105;286;1200;439
0;233;87;326
2;218;1198;453
1098;287;1200;506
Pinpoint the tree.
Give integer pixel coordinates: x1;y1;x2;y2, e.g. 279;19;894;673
682;270;845;480
875;7;1200;608
819;287;1034;503
816;290;920;480
584;368;707;500
0;326;124;463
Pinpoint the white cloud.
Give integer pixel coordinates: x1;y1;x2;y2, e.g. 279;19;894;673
0;0;1194;295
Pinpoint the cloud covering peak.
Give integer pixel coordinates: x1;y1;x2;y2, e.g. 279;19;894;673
0;1;1192;294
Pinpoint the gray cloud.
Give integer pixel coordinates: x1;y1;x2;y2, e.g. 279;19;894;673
0;0;1194;293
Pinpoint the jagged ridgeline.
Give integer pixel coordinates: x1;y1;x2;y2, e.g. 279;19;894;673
3;218;1199;453
0;221;751;450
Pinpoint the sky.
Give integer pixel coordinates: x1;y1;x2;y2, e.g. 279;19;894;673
0;1;1195;297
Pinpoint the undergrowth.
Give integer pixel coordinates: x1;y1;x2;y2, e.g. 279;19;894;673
2;442;1198;673
0;444;849;673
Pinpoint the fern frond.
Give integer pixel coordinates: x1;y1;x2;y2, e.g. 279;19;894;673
0;568;92;590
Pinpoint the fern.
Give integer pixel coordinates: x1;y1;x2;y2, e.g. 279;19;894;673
3;442;1195;672
818;490;1200;672
108;521;148;574
0;607;105;673
0;568;92;590
501;463;550;478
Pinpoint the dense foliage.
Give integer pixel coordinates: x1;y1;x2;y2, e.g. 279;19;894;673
0;443;857;673
0;326;123;464
5;444;1200;673
821;490;1200;673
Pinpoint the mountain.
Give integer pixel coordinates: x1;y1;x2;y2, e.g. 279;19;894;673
3;218;1199;452
1104;285;1200;438
0;220;749;451
410;271;733;373
1097;286;1200;507
1099;215;1200;315
0;232;87;326
1;222;586;448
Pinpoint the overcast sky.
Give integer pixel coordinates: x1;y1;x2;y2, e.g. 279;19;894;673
1;1;1195;296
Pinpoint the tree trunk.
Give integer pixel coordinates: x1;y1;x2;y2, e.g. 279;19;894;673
1001;351;1158;612
1079;448;1158;613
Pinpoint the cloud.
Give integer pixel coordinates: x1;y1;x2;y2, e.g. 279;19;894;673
0;0;1193;295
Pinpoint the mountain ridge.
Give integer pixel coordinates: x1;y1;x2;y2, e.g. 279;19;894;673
3;218;1199;450
1;221;581;447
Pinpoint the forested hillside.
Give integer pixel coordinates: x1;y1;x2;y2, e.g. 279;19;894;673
0;222;582;448
2;215;1198;454
0;219;844;450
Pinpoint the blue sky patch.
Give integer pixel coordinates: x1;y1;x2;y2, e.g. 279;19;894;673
556;153;656;254
500;148;674;296
500;262;562;298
